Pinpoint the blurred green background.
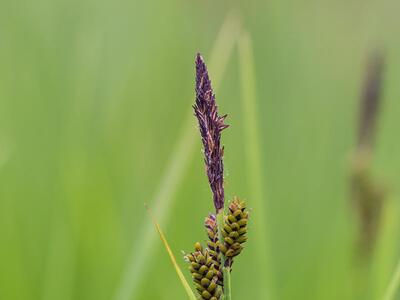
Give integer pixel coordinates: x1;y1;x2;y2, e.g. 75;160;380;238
1;0;400;299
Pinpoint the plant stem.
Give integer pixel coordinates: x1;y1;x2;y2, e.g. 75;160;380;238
223;266;232;300
217;209;232;300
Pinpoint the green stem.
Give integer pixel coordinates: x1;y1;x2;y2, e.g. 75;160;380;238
217;210;232;300
223;266;232;300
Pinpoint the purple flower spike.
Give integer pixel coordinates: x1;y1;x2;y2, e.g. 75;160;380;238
193;53;229;212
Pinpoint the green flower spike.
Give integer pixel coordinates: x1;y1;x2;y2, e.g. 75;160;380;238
185;243;223;300
220;197;249;267
205;214;223;286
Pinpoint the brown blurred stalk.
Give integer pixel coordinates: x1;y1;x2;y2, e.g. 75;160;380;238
351;51;386;258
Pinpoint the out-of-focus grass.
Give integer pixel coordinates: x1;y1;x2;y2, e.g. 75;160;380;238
381;199;400;300
237;31;273;299
0;1;400;300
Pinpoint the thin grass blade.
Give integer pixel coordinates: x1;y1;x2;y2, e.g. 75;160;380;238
145;205;197;300
383;259;400;300
237;30;273;299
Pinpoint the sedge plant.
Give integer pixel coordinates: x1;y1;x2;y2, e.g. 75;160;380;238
183;54;250;300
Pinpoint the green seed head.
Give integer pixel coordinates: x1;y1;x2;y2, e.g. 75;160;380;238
184;242;223;299
221;197;249;267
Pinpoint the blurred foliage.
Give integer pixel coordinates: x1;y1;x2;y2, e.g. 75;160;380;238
0;0;400;299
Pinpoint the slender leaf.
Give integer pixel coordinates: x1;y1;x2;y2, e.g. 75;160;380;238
145;205;197;300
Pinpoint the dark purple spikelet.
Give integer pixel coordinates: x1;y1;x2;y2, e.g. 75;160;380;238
357;52;385;150
194;53;229;212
